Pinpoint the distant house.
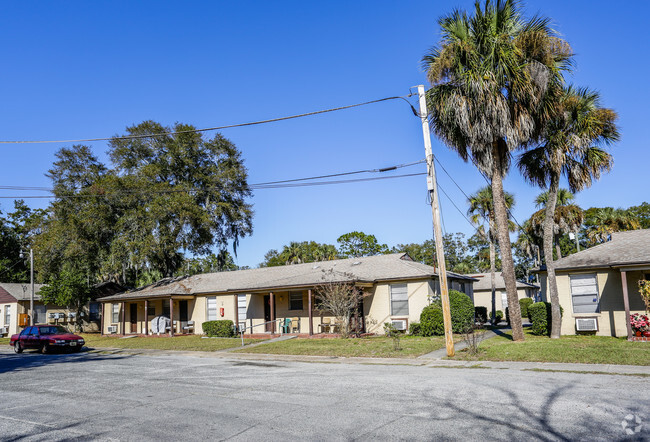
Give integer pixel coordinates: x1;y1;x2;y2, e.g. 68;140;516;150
0;283;46;336
468;272;539;314
97;253;477;336
537;229;650;338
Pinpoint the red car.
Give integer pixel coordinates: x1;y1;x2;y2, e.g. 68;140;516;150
10;325;85;354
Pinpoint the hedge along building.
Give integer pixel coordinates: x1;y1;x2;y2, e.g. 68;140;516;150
96;253;477;336
537;229;650;338
468;272;540;315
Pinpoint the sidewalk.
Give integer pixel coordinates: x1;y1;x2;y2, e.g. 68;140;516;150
82;346;650;376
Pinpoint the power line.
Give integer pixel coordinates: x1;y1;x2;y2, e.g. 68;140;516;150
0;259;24;278
0;94;416;145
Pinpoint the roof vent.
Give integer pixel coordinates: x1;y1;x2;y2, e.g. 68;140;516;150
352;261;361;266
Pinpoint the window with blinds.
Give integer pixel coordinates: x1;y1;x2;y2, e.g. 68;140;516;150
112;304;119;323
289;292;303;310
237;294;247;323
570;274;599;313
206;297;217;321
390;284;409;316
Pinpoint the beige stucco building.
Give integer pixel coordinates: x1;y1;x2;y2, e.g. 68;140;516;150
97;253;476;336
469;272;539;315
538;229;650;338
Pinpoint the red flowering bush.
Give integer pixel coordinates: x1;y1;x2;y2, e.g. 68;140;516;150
630;313;649;333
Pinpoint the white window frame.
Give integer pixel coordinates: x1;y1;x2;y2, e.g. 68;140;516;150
4;305;10;326
570;273;600;314
112;304;119;324
390;284;409;316
206;296;217;321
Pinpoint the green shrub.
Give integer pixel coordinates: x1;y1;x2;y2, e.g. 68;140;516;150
475;306;488;324
202;320;235;337
409;322;421;336
420;305;445;336
490;310;504;323
420;290;475;335
519;298;534;318
528;302;563;335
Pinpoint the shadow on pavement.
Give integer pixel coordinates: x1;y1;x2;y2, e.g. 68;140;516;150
0;348;131;375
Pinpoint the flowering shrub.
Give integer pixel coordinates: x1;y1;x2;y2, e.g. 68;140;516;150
630;313;649;333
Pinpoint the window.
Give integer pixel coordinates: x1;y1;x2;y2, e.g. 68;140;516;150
89;303;100;321
570;274;599;313
206;297;217;321
237;294;247;324
112;304;119;323
501;291;508;309
162;302;170;318
289;292;303;310
147;303;156;317
5;305;11;326
390;284;409;316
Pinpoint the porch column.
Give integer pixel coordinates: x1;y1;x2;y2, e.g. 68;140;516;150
100;302;105;336
308;289;313;336
233;294;238;331
144;299;149;336
120;301;125;335
169;298;174;337
270;292;275;333
620;270;633;339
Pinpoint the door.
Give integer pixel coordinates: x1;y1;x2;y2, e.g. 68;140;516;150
179;300;188;331
264;295;275;332
130;303;138;333
27;327;40;349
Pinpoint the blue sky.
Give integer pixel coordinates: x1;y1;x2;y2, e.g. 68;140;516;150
1;1;648;268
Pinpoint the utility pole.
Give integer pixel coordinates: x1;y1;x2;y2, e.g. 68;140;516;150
416;85;454;357
30;249;34;326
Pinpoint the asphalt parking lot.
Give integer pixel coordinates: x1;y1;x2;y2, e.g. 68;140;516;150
0;348;647;441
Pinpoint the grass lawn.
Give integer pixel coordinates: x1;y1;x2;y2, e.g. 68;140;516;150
0;337;9;346
454;328;650;366
234;335;447;358
82;334;263;352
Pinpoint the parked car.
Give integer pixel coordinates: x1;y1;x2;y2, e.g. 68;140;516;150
10;325;85;354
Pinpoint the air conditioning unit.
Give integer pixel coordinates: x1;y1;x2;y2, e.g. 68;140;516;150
0;326;7;336
107;326;118;334
391;320;407;331
576;318;598;332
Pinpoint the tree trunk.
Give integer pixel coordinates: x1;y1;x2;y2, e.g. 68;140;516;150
555;235;562;260
491;143;524;341
489;217;497;325
544;176;563;339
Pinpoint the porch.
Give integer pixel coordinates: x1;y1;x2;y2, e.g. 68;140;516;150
101;296;196;336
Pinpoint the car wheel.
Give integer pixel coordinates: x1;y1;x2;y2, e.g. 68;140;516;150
14;342;23;354
75;346;83;353
41;344;49;354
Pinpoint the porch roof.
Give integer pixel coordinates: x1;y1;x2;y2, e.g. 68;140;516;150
97;253;477;301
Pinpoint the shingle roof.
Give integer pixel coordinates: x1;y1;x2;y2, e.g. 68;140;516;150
97;253;477;301
551;229;650;271
467;272;538;291
0;283;45;301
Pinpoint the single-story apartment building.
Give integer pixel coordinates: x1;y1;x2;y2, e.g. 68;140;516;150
469;271;540;314
537;229;650;338
97;253;477;336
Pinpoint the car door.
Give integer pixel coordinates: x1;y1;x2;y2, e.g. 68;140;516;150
27;327;41;349
17;328;30;348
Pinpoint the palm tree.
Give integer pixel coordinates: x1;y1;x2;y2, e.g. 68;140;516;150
422;0;572;341
518;86;619;338
585;207;640;245
468;186;515;324
529;202;583;259
535;188;574;208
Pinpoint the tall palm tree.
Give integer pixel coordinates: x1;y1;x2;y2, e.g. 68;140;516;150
585;207;640;245
468;186;515;324
529;202;583;259
518;86;619;338
422;0;572;341
535;188;574;208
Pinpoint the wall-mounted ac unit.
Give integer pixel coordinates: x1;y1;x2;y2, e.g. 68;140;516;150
0;326;7;336
576;318;598;332
107;326;118;334
391;320;407;331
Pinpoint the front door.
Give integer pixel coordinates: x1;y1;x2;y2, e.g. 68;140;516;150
179;300;188;332
264;295;275;332
130;303;138;333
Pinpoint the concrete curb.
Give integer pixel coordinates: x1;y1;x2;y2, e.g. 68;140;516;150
84;346;650;375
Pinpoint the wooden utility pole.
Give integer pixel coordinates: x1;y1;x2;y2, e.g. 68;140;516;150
416;85;454;357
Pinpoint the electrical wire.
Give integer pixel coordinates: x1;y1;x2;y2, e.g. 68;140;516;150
0;94;415;145
0;259;24;278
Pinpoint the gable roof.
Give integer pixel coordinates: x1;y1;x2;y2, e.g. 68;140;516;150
551;229;650;271
468;272;539;291
0;283;45;302
98;253;477;301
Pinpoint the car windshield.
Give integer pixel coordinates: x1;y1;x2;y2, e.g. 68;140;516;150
39;326;69;335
